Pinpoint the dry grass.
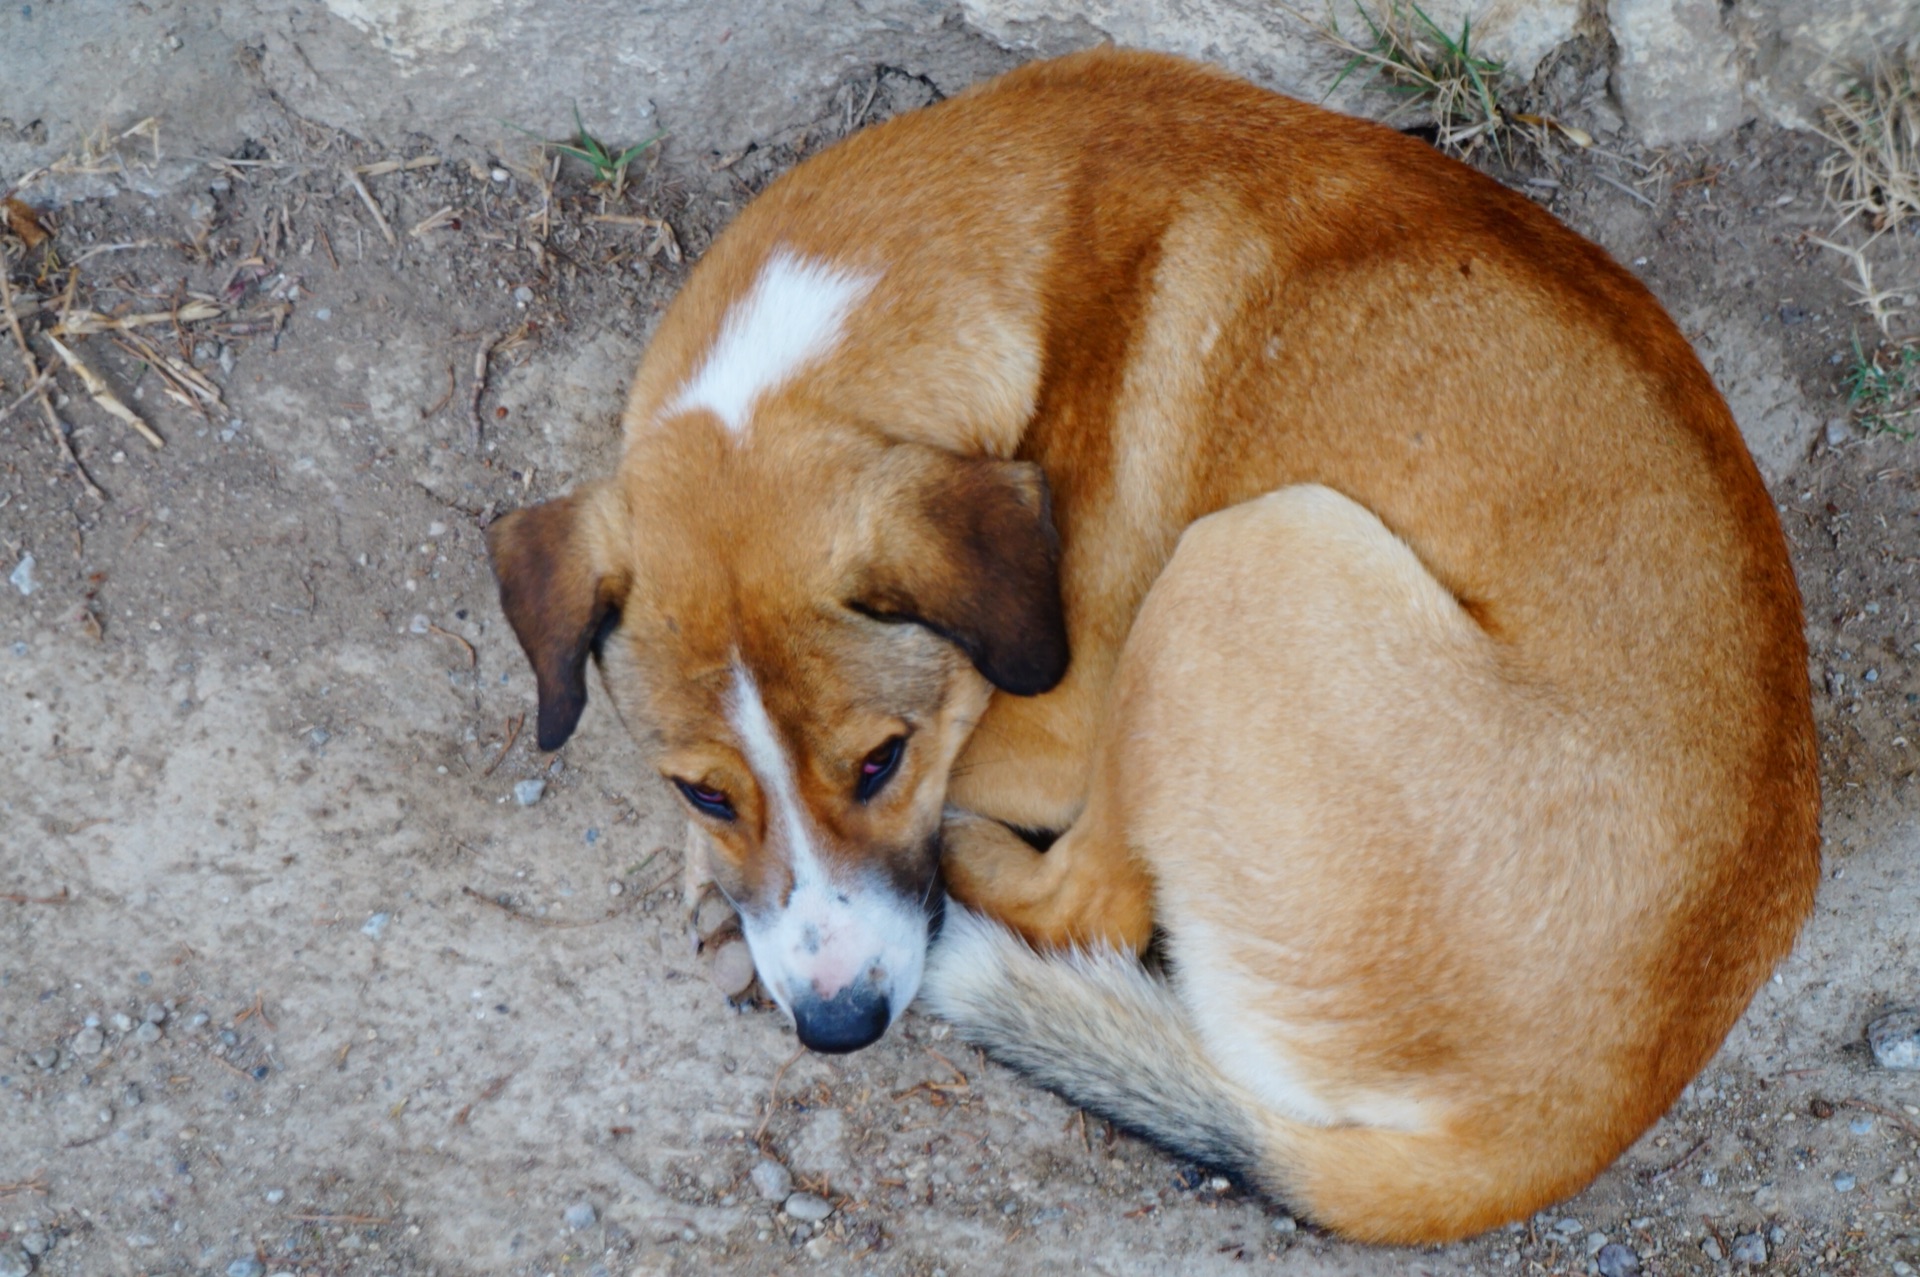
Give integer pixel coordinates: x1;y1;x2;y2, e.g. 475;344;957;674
1294;0;1514;157
1820;55;1920;233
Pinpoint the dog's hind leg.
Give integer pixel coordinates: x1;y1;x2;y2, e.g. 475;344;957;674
939;804;1155;952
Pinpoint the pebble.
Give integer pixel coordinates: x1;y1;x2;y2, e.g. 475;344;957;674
112;1012;134;1032
1834;1172;1857;1193
1868;1008;1920;1070
1596;1242;1641;1277
188;1011;211;1029
1553;1217;1583;1234
227;1259;264;1277
692;892;737;941
782;1191;833;1223
513;285;534;304
142;1002;168;1024
1894;1166;1910;1186
563;1201;597;1230
490;167;510;183
123;1083;143;1107
30;1048;59;1070
360;912;391;940
72;1027;104;1056
704;936;757;998
749;1158;793;1202
264;1188;285;1205
133;1021;162;1045
1730;1233;1767;1266
0;1247;29;1277
1702;1236;1724;1262
10;553;35;597
1752;1185;1779;1214
18;1232;48;1256
513;779;546;806
1894;1262;1916;1277
1270;1215;1298;1233
1826;417;1852;446
1585;1232;1609;1255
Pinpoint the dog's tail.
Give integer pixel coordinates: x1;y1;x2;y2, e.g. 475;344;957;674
920;906;1549;1245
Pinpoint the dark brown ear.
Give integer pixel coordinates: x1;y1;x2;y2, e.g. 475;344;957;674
485;486;628;751
853;453;1068;696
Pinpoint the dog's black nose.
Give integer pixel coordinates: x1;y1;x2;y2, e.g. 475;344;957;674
791;985;891;1054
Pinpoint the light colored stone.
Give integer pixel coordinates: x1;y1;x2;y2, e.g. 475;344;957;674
782;1190;834;1222
1609;0;1748;145
702;936;757;999
1679;306;1818;486
1868;1007;1920;1070
1730;0;1920;134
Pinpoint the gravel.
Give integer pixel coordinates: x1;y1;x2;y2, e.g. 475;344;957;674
17;1233;48;1257
750;1158;794;1202
132;1021;162;1045
1730;1233;1767;1265
1868;1008;1920;1070
782;1191;833;1223
1596;1242;1642;1277
226;1259;264;1277
0;1245;30;1277
513;779;547;806
360;912;391;940
71;1027;104;1056
263;1188;285;1205
1833;1172;1857;1193
564;1201;597;1230
142;1002;168;1024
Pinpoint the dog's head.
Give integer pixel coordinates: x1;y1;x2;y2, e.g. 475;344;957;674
486;422;1066;1051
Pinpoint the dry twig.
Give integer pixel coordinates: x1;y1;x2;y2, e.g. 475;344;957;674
342;166;398;249
44;333;165;448
483;714;524;776
0;263;104;499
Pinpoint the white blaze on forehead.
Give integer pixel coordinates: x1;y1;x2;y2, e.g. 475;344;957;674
668;251;876;435
726;662;928;1021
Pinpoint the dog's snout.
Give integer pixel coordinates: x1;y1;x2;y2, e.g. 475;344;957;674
792;982;891;1054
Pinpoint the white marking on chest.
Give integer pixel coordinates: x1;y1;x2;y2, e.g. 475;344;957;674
669;251;876;435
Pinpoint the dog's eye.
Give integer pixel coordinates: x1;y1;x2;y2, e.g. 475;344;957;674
672;778;736;821
855;736;906;803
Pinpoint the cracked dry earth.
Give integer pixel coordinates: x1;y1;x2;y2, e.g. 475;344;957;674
2;71;1920;1277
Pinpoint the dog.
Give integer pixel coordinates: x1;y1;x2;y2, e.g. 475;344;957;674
486;48;1820;1243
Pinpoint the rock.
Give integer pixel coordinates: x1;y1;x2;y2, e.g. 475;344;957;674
750;1158;794;1202
564;1201;597;1230
226;1259;265;1277
142;1002;168;1024
111;1012;134;1032
0;1246;30;1277
1608;0;1748;145
1731;1233;1767;1266
264;1188;286;1205
1752;1185;1780;1214
1702;1236;1724;1262
1586;1232;1609;1256
1834;1171;1857;1193
703;936;757;998
360;912;391;940
513;779;546;806
1553;1217;1583;1234
9;553;34;596
1868;1008;1920;1070
782;1191;833;1223
17;1232;48;1256
1597;1242;1642;1277
1270;1215;1298;1233
29;1048;58;1071
133;1021;162;1045
71;1027;104;1056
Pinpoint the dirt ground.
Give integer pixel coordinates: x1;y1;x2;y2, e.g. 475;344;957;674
3;56;1919;1277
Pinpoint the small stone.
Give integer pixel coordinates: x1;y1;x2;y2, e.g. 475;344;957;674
782;1191;833;1223
1827;417;1852;446
360;912;391;940
1752;1185;1779;1215
1702;1236;1724;1262
123;1083;143;1107
513;779;546;806
1270;1215;1298;1233
563;1201;597;1230
1730;1233;1767;1266
1554;1217;1583;1234
111;1012;134;1032
227;1259;265;1277
132;1020;161;1045
1586;1232;1609;1255
1850;1116;1874;1134
10;553;35;596
512;285;534;304
692;892;737;942
31;1048;59;1070
1833;1171;1856;1193
1596;1242;1642;1277
188;1011;211;1029
0;1247;29;1277
1894;1262;1916;1277
18;1232;49;1256
1893;1166;1910;1186
1699;1168;1718;1187
1868;1008;1920;1070
490;167;510;183
749;1158;793;1202
142;1002;168;1024
1767;1224;1786;1246
72;1027;104;1056
703;936;757;999
264;1188;285;1204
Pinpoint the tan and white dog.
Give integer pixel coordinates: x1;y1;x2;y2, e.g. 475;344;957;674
487;49;1820;1243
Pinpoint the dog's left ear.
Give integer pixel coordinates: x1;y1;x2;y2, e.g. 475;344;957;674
853;450;1069;696
486;484;630;751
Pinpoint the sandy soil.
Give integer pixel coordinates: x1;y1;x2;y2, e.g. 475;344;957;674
2;60;1918;1277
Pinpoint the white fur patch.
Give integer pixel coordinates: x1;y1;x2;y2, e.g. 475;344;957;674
668;251;876;435
726;663;927;1022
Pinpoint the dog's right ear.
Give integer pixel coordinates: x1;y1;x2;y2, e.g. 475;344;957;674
485;484;629;752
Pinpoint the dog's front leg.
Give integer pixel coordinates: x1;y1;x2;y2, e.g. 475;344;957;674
940;807;1153;953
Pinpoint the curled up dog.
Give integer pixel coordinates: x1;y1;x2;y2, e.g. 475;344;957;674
486;49;1820;1243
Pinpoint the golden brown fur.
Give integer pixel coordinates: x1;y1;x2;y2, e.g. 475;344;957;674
486;49;1819;1243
